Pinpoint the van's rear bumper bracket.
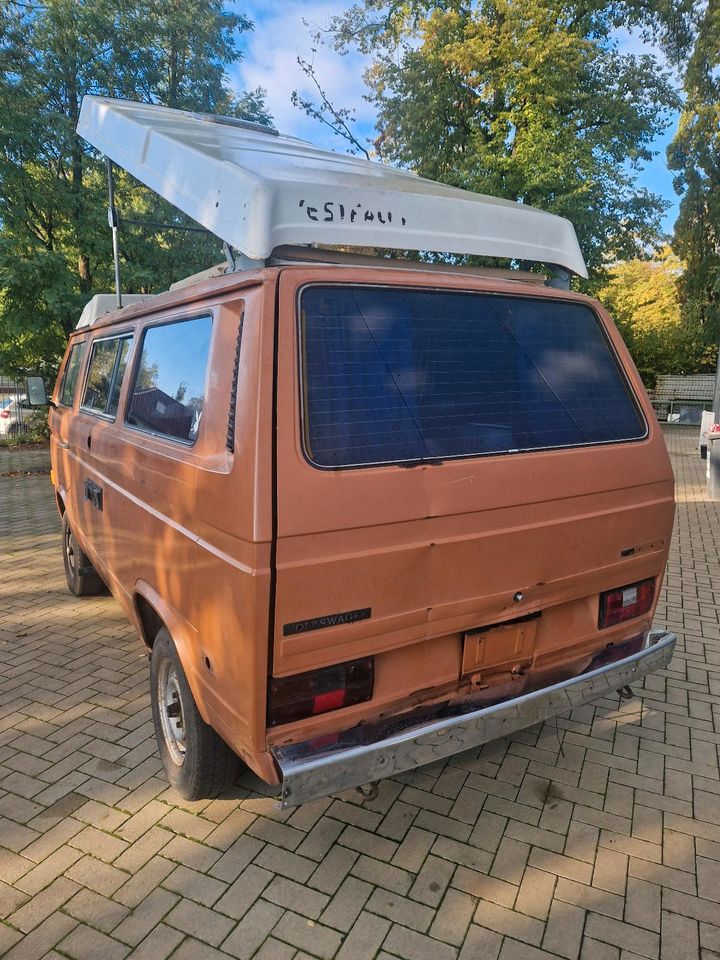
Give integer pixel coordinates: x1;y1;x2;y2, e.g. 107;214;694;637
271;630;676;808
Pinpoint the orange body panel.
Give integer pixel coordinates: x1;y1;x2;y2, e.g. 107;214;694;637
50;264;675;785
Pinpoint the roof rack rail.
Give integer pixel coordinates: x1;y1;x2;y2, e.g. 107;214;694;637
268;245;547;284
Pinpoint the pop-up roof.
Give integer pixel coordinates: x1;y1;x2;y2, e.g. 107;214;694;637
77;96;588;278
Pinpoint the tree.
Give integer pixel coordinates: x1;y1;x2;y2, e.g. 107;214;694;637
0;0;270;376
301;1;678;273
597;248;715;387
666;0;720;345
292;51;371;158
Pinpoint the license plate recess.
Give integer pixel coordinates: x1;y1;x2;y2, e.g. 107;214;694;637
462;615;539;680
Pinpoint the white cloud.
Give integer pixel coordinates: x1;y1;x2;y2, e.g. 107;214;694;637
230;1;376;151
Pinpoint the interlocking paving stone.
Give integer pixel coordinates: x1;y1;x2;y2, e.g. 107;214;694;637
429;888;475;946
307;843;357;895
6;877;79;933
62;887;130;933
542;899;585;959
56;922;130;960
318;875;372;932
272;911;342;958
220;899;284;960
383;922;458;960
0;427;718;958
335;910;391;960
515;865;557;920
113;887;179;946
123;922;184;960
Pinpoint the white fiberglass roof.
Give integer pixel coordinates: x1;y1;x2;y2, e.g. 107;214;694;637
76;293;155;328
77;96;588;278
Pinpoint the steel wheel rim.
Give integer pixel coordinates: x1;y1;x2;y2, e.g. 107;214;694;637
64;525;76;575
158;660;187;766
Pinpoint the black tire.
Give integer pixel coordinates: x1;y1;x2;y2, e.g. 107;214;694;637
62;514;106;596
150;627;242;800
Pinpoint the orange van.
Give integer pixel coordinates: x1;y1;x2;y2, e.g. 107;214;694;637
48;251;676;806
46;97;676;807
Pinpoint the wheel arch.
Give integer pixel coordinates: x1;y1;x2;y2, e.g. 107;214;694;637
134;593;165;650
132;581;209;719
134;584;275;786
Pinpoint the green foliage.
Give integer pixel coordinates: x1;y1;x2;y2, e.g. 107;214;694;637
0;409;50;447
0;0;270;377
318;0;677;270
24;408;51;444
667;0;720;345
321;1;678;273
597;248;717;387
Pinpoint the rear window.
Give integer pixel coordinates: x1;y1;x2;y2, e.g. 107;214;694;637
300;286;646;468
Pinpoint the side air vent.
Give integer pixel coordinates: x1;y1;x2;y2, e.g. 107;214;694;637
226;311;244;452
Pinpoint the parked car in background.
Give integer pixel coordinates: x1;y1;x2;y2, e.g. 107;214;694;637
0;395;31;437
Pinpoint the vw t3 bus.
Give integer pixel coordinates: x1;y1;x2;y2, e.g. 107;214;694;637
48;97;676;806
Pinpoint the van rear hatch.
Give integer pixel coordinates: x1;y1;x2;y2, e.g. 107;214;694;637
272;271;674;731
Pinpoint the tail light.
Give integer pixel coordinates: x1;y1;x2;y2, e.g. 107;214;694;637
0;410;9;418
268;657;373;727
599;578;655;628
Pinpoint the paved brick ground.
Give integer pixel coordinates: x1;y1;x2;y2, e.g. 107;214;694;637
1;426;718;960
0;447;50;476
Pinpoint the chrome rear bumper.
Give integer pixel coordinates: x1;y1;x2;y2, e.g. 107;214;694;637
271;630;676;808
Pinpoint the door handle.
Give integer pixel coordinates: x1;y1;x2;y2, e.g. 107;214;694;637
84;478;103;511
58;440;70;449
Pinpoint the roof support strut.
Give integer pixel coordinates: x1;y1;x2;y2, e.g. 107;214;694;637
106;158;122;309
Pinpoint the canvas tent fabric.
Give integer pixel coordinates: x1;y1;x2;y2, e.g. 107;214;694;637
77;96;588;278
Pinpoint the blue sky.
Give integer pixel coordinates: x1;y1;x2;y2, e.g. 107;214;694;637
230;1;681;235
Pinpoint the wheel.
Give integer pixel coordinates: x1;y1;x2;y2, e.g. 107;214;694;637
62;514;106;596
150;627;242;800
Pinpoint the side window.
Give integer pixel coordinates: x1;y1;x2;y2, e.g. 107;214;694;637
107;338;132;416
59;342;86;407
81;334;133;418
127;315;212;443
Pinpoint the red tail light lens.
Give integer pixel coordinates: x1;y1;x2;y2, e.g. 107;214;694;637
0;410;10;418
599;578;655;628
268;657;374;727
